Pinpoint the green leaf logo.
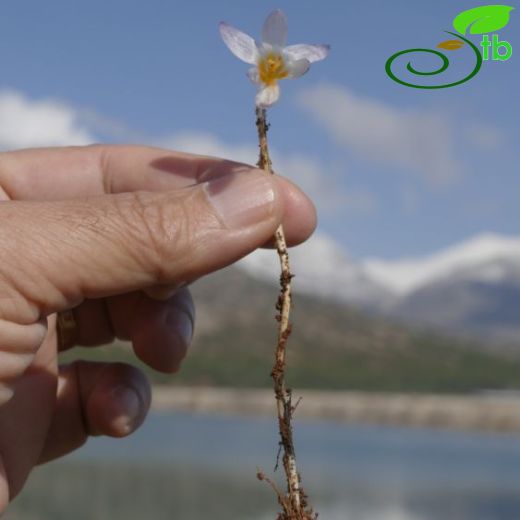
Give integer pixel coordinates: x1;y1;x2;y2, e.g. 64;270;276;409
453;5;514;35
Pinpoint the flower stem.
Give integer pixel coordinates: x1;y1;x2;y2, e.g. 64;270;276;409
255;107;316;520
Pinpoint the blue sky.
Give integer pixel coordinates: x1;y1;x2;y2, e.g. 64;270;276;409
0;0;517;260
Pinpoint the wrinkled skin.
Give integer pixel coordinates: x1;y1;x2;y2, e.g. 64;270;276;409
0;145;316;512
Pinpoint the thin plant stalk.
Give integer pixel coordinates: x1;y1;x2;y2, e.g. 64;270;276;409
255;106;316;520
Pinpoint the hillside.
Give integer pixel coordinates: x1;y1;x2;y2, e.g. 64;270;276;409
238;233;520;345
62;266;520;393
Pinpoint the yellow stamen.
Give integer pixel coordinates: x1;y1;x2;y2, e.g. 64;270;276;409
258;52;288;86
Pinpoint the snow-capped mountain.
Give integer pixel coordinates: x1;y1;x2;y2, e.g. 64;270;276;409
238;233;393;307
239;232;520;342
363;233;520;297
362;234;520;341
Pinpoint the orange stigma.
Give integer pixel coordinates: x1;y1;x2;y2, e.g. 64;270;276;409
258;52;288;86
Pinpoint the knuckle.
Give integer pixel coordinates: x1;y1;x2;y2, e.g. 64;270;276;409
0;319;46;384
114;191;195;284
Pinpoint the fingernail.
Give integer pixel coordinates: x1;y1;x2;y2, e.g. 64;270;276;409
167;309;193;347
111;385;142;434
0;383;14;406
204;170;276;229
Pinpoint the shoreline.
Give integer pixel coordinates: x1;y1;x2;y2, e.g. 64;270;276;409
152;386;520;435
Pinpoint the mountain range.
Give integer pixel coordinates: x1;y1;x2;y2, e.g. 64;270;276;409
66;236;520;392
238;233;520;345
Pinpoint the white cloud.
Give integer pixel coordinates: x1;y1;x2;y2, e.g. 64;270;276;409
78;108;140;142
297;84;464;184
0;90;94;150
238;232;390;306
162;131;376;217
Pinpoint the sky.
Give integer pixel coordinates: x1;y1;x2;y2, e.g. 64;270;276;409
0;0;517;262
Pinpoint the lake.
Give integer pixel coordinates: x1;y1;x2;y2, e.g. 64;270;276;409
10;411;520;519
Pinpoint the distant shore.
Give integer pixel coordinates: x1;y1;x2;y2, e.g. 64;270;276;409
152;386;520;435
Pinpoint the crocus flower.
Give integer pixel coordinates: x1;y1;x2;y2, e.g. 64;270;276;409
219;9;329;108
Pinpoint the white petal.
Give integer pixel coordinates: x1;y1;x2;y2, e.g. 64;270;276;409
284;43;330;63
255;85;280;108
286;58;310;79
219;22;259;64
247;67;260;84
262;9;288;47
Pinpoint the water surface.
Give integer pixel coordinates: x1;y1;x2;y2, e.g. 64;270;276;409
11;412;520;519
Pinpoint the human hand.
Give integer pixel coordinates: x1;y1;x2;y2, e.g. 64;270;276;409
0;144;316;511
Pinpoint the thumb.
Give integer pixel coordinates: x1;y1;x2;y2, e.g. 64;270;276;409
0;169;283;322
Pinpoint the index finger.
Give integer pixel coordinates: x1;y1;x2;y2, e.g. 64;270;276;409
0;144;248;200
